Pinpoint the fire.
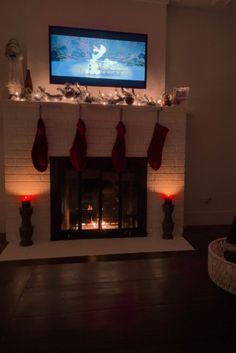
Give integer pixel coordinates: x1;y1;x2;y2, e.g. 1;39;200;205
82;219;118;230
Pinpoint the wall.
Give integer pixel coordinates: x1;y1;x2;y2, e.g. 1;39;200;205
3;1;235;229
26;0;167;97
0;0;28;232
0;0;167;233
2;102;186;253
166;5;236;225
0;106;5;233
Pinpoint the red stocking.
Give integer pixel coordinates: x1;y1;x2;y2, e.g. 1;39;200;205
147;122;169;170
112;121;126;172
31;117;48;172
70;118;87;171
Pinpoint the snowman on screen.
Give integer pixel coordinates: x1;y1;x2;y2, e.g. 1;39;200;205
88;44;106;75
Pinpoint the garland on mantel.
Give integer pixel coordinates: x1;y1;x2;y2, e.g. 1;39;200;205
10;82;175;108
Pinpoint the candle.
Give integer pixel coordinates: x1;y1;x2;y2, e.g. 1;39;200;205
163;193;174;201
21;195;32;208
162;193;174;239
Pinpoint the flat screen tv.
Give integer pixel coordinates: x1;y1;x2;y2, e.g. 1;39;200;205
49;26;148;88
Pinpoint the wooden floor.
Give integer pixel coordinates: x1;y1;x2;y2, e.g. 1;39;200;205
0;226;235;353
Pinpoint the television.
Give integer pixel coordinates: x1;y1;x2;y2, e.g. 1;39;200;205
49;26;148;88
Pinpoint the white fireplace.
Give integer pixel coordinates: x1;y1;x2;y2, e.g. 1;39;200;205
2;100;188;256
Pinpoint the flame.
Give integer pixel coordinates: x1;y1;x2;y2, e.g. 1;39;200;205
20;195;32;202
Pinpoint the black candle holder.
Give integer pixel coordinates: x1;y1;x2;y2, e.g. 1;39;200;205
162;198;174;239
19;205;33;246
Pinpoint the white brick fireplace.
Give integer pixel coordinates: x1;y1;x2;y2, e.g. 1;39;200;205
1;100;189;257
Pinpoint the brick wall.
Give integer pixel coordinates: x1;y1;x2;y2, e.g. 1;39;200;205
3;101;186;247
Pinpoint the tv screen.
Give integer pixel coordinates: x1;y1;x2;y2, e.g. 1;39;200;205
49;26;147;88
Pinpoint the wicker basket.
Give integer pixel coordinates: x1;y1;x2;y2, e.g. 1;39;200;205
208;237;236;294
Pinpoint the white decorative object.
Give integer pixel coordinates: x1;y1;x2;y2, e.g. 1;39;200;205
5;38;24;96
171;87;190;105
208;237;236;294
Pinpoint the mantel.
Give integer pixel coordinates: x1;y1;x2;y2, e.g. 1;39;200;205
1;99;187;115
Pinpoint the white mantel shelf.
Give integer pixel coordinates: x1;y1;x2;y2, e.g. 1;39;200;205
1;99;187;114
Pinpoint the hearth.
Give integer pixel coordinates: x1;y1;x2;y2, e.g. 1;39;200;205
50;157;147;240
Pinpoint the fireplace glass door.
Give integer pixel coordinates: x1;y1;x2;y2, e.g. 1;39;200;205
50;157;147;240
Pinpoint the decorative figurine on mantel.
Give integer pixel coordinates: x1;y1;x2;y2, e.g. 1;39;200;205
5;38;24;97
161;92;172;107
121;88;135;105
224;216;236;263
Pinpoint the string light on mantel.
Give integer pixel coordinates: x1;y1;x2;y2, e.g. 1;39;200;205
9;82;166;107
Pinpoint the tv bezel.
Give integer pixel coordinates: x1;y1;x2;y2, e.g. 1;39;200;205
49;25;148;89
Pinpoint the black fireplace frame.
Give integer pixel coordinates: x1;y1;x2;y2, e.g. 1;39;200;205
50;157;147;240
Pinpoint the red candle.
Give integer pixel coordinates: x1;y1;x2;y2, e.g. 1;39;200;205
163;193;174;200
21;195;32;208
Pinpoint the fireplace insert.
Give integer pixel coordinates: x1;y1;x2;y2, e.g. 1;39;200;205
50;157;147;240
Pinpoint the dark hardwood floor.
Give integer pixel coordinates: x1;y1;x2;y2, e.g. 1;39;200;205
0;226;235;353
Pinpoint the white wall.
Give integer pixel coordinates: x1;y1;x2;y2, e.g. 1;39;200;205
26;0;166;97
0;1;30;232
0;0;167;233
0;107;5;233
166;5;236;225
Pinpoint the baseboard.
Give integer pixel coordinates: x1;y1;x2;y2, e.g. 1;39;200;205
185;210;235;226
